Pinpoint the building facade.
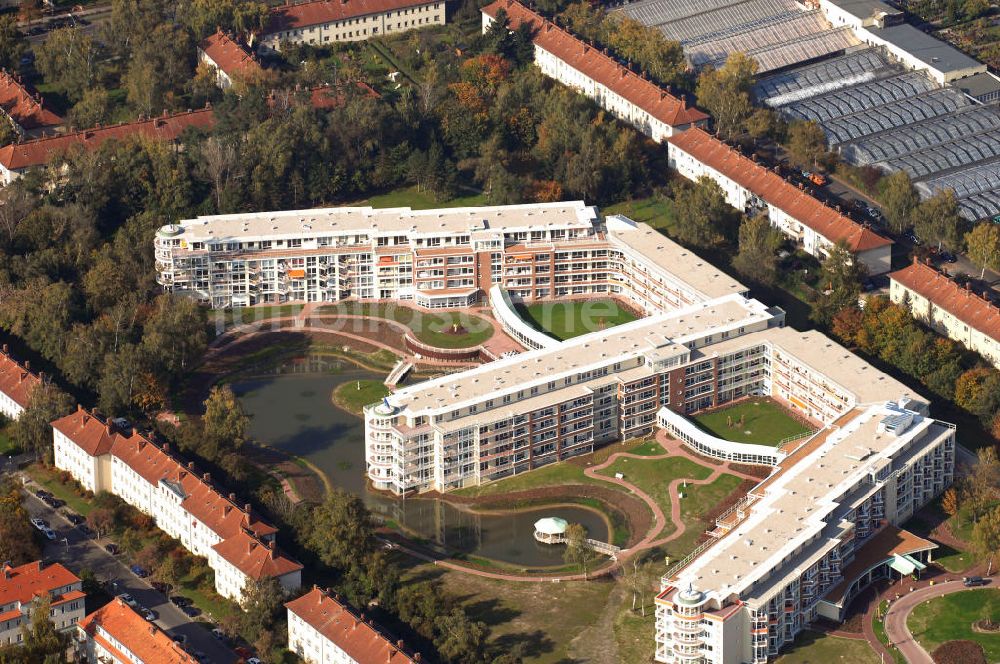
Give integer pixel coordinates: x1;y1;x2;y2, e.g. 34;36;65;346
76;598;196;664
52;408;302;604
655;399;954;664
260;0;446;52
667;127;893;275
889;260;1000;368
481;0;709;143
286;587;416;663
153;204;747;311
0;561;85;646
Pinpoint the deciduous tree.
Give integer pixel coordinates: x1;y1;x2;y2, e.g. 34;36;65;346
12;383;73;464
35;27;102;102
307;489;376;569
0;15;25;71
563;523;599;579
912;189;962;251
810;243;867;325
87;508;114;539
672;176;732;248
0;480;42;565
972;507;1000;575
785;120;827;168
879;171;919;234
966;223;1000;279
695;52;758;139
732;213;782;284
202;384;250;457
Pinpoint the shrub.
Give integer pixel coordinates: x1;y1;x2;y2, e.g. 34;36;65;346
931;640;986;664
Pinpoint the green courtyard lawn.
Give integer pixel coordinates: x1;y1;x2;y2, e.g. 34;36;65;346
452;461;609;498
221;304;305;329
366;186;487;210
774;630;880;664
670;473;746;555
333;379;391;415
320;302;494;349
603;196;678;234
25;465;93;517
693;398;813;446
515;299;638;341
908;588;1000;661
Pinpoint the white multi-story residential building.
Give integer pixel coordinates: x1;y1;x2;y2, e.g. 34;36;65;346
286;587;416;663
197;29;263;90
481;0;709;143
655;399;953;664
889;259;1000;368
52;408;302;604
259;0;446;52
0;345;42;421
153;203;748;310
76;598;196;664
0;561;85;646
667;127;893;275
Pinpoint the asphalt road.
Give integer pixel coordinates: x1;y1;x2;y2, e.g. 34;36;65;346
15;474;240;664
882;576;996;664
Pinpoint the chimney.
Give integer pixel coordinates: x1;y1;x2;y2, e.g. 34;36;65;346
414;654;422;662
23;360;29;371
106;422;114;436
202;472;210;482
162;443;169;454
187;461;195;470
229;493;236;501
245;503;251;513
2;344;7;354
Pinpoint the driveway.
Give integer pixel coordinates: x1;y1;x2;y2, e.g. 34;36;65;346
882;576;995;664
18;479;239;664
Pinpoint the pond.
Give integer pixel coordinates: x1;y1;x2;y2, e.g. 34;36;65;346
230;356;610;567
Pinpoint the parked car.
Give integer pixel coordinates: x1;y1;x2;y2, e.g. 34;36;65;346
169;595;191;607
151;581;170;593
171;634;188;646
142;608;157;621
129;564;149;578
939;251;957;263
30;517;47;530
34;489;52;500
211;628;227;641
63;511;84;525
247;658;262;664
181;604;201;618
117;593;138;608
77;524;93;537
42;527;57;541
809;172;826;186
104;543;120;555
963;576;987;587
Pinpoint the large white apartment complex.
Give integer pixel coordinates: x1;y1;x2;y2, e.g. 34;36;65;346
667;127;893;275
0;561;85;646
481;0;709;143
259;0;446;52
656;399;953;663
890;259;1000;368
154;203;747;311
52;408;302;604
286;587;417;663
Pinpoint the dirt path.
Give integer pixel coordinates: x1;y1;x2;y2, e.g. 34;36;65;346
567;571;627;664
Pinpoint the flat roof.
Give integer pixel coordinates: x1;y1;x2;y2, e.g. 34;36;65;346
955;71;1000;99
872;23;984;74
827;0;901;20
674;403;952;605
167;202;598;241
389;295;773;417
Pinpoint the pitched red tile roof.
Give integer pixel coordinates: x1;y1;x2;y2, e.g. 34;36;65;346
211;530;302;581
0;561;81;608
198;30;262;80
481;0;709;129
286;588;416;663
0;346;41;411
79;599;197;664
266;0;434;33
0;70;62;132
51;406;119;457
667;127;892;252
309;82;380;109
0;108;215;172
890;259;1000;341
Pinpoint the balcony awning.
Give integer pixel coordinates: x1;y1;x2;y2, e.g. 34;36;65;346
287;268;306;279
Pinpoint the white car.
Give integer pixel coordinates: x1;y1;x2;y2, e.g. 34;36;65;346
30;518;46;530
42;527;57;540
117;593;138;608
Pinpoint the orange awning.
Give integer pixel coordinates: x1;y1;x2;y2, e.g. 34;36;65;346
378;256;396;265
287;268;306;279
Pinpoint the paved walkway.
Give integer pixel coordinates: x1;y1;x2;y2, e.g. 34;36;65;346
882;576;996;663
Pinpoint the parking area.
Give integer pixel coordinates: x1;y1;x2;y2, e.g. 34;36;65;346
18;475;240;664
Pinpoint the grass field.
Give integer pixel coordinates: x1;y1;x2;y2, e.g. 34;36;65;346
908;588;1000;661
452;461;610;498
603;196;678;234
366;186;487;210
25;465;93;517
332;379;391;415
321;302;494;349
693;398;813;446
515;299;638;341
774;630;880;664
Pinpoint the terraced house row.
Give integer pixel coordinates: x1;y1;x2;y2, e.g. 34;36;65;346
52;407;302;604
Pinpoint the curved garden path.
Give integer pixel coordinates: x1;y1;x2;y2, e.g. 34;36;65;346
392;430;764;582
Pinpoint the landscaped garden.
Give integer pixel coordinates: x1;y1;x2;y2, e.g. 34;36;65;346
774;630;880;664
319;302;494;349
908;588;1000;662
515;298;638;341
693;398;813;446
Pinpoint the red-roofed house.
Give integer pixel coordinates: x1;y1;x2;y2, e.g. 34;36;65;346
890;259;1000;367
481;0;709;143
197;30;263;91
0;344;42;420
667;127;893;274
286;587;417;664
259;0;446;52
0;107;215;185
0;561;85;646
52;408;302;604
76;598;196;664
0;69;62;138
